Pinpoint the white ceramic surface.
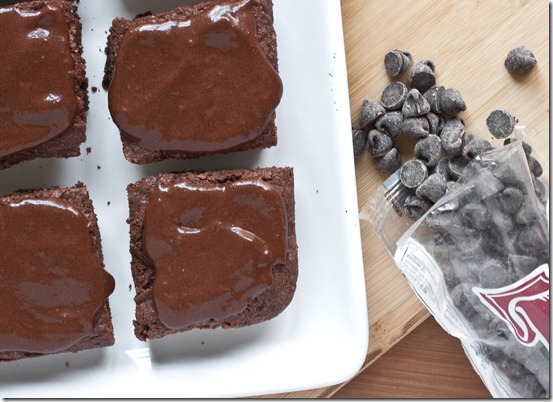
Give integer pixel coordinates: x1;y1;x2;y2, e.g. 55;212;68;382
0;0;368;397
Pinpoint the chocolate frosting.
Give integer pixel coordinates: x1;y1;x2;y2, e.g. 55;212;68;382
0;4;78;158
108;0;282;153
0;198;115;354
142;178;287;330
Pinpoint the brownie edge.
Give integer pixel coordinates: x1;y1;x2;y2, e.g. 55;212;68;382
0;183;114;362
127;167;298;341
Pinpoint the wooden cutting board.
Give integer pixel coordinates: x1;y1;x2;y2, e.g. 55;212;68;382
261;0;549;397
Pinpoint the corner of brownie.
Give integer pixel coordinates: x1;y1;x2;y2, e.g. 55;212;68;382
0;0;88;170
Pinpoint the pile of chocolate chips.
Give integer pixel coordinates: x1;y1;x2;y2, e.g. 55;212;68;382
352;48;545;220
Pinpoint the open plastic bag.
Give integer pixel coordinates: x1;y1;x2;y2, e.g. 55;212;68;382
360;131;549;398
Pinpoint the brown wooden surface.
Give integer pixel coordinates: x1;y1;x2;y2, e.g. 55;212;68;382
332;317;492;399
261;0;549;398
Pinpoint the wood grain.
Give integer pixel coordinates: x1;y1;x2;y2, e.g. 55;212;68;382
260;0;548;398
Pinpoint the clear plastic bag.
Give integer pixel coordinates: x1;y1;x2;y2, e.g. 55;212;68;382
360;129;549;398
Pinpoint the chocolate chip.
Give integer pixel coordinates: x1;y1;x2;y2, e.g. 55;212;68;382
402;116;430;140
505;46;537;76
486;109;517;139
447;156;470;180
352;128;367;156
435;158;452;181
441;117;465;156
359;99;386;129
373;147;402;173
408;60;436;93
415;134;441;167
440;88;466;116
462;137;493;159
423;85;445;114
367;129;393;157
459;202;491;231
526;154;543;177
514;201;538;225
515;224;548;257
415;173;447;203
384;49;413;77
479;259;508;288
497;187;525;215
404;194;433;220
381;82;408;110
402;88;431;118
425;112;443;135
532;175;548;204
508;254;539;278
375;111;403;140
400;159;428;188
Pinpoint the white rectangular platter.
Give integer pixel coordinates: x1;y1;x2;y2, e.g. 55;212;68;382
0;0;368;397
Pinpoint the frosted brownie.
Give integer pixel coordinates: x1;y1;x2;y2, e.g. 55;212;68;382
104;0;282;164
127;167;297;340
0;184;115;361
0;1;88;170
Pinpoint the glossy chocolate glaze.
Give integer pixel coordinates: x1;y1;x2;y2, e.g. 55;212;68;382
0;4;78;158
108;0;282;153
142;178;287;330
0;198;115;354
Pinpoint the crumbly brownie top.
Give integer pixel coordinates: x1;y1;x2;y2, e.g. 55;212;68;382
142;177;287;330
0;2;79;158
0;197;115;354
108;0;282;154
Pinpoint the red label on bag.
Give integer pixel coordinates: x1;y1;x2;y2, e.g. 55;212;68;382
473;265;549;349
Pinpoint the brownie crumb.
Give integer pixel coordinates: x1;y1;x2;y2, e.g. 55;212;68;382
97;165;101;170
91;87;98;93
107;201;111;206
86;147;92;154
65;361;70;368
129;284;132;291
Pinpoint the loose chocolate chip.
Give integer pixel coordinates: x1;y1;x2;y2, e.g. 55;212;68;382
375;111;404;140
423;85;445;114
373;147;402;173
415;134;442;167
408;60;436;93
402;117;430;140
526;154;543;177
486;110;518;138
479;259;508;288
447;156;470;180
435;158;452;181
462;137;494;159
359;99;386;129
504;138;532;155
404;194;433;220
367;129;393;157
415;173;447;203
505;46;537;76
400;159;428;188
352;128;367;156
384;49;412;77
381;82;408;110
419;59;436;72
497;187;525;215
459;202;491;231
441;117;465;156
425;112;443;135
440;88;466;116
486;109;517;139
402;88;431;118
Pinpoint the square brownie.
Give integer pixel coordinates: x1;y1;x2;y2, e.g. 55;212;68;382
127;167;298;340
0;0;88;170
0;183;115;362
104;0;282;164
